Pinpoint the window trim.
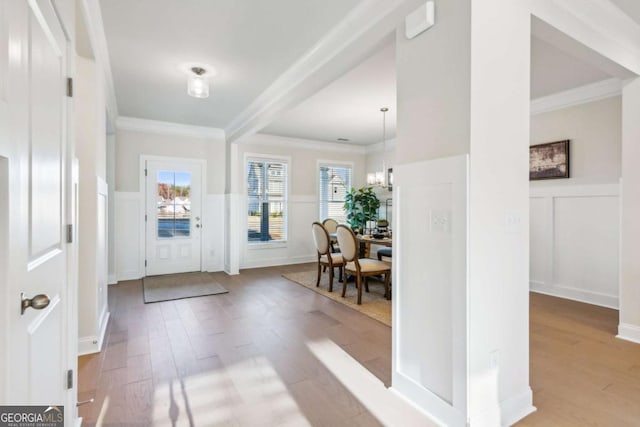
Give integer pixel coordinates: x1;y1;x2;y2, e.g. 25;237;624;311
317;160;354;224
245;153;291;247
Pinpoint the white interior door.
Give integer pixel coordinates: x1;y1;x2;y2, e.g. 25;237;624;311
145;159;203;276
1;0;73;416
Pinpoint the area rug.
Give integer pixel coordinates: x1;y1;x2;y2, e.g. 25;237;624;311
143;272;228;303
282;270;391;327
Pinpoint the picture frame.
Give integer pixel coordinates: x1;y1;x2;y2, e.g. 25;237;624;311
529;140;570;180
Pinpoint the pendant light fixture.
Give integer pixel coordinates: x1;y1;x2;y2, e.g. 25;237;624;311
187;66;210;98
367;107;389;188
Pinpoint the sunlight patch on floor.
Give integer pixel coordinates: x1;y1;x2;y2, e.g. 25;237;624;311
151;356;311;426
306;338;440;427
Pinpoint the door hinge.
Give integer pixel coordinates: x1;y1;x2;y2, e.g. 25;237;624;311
66;224;73;243
66;369;73;389
145;214;147;222
144;169;148;177
66;77;73;97
145;260;147;267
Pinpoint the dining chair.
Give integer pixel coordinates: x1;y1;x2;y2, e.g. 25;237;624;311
322;218;339;252
336;224;391;305
311;222;344;292
377;247;392;260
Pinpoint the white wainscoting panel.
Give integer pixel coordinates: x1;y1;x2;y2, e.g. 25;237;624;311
115;192;144;281
530;184;619;308
391;155;468;427
204;194;225;272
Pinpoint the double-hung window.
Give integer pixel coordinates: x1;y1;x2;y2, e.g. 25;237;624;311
247;159;288;243
319;164;352;223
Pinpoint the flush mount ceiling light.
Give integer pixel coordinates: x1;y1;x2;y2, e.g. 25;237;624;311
187;66;210;98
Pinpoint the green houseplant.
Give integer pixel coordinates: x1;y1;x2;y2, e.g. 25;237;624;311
344;187;380;234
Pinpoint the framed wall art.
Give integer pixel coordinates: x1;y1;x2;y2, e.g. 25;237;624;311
529;140;570;180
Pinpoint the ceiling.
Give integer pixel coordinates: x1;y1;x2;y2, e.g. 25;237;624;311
100;1;637;145
261;36;396;145
99;0;361;128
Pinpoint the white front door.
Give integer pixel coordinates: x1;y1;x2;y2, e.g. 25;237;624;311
1;0;74;419
145;159;203;276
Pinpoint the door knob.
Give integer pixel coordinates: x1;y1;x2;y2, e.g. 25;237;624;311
21;292;50;315
195;216;200;221
196;224;201;228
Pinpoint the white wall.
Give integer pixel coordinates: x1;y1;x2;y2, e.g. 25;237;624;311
113;127;226;280
529;97;621;308
231;133;366;269
75;55;109;355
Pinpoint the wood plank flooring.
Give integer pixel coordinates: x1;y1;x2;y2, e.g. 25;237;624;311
78;264;391;426
517;293;640;426
78;265;640;426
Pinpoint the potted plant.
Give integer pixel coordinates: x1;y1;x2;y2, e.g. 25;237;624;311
344;186;380;234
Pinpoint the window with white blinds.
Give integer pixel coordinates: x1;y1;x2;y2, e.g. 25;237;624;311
247;159;287;243
319;164;352;224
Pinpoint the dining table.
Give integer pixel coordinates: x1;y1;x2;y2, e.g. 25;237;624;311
328;232;392;258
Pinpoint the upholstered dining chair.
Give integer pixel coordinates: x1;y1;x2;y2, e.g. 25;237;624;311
311;222;344;292
322;218;339;252
336;224;391;305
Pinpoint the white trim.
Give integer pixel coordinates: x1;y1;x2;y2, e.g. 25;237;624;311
241;254;316;270
117;116;225;139
75;417;83;427
243;153;291;248
78;311;109;356
499;387;536;427
617;323;640;345
530;78;621;115
224;0;415;142
108;273;116;285
240;133;366;154
530;183;619;198
77;0;118;127
530;281;618;309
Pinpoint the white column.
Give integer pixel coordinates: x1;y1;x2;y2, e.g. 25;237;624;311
619;78;640;343
393;0;533;425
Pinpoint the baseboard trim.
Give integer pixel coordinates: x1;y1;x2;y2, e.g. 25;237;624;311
240;255;316;270
78;336;99;356
75;417;82;427
117;270;143;282
530;281;618;309
617;323;640;344
500;387;536;426
108;273;117;285
78;311;110;356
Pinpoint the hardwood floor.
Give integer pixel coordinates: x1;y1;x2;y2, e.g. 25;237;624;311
78;263;391;426
78;265;640;426
518;293;640;426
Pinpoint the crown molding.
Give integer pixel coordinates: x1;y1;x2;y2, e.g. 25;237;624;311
530;78;621;115
116;116;225;139
224;0;423;142
238;133;367;155
78;0;119;126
